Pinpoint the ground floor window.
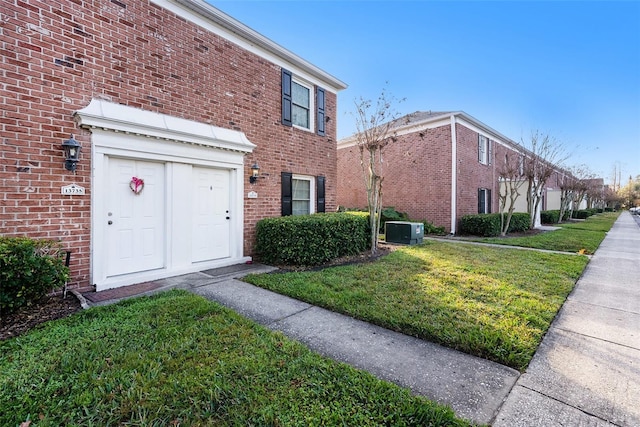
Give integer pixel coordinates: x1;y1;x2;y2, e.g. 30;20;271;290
292;177;312;215
281;172;325;216
478;188;492;214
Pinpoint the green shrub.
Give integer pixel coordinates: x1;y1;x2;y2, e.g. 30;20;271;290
422;220;446;235
256;213;370;266
508;213;531;232
0;237;69;314
541;210;560;224
572;209;598;219
459;214;501;237
459;213;531;237
380;206;409;231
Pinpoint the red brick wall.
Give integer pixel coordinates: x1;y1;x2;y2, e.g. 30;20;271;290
337;120;529;233
0;0;338;288
337;124;453;231
455;124;500;222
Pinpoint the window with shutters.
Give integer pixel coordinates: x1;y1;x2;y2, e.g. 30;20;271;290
282;69;323;134
478;135;492;165
281;172;325;216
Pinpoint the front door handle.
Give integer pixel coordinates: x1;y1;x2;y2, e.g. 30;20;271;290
108;220;113;225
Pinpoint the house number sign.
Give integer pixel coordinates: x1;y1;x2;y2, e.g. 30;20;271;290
61;184;86;195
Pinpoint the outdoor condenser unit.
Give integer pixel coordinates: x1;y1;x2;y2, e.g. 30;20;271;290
385;221;424;245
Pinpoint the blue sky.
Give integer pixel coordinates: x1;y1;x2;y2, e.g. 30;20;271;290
210;1;640;183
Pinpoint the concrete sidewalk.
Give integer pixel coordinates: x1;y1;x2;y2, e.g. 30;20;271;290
494;211;640;426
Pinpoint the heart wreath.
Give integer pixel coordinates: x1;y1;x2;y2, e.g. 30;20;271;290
130;176;144;195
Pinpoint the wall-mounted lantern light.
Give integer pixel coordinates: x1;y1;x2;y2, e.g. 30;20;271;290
62;134;81;172
249;163;260;184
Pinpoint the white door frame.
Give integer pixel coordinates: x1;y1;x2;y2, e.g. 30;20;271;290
76;100;255;291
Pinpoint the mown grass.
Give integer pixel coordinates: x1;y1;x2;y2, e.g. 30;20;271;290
246;242;588;371
0;290;470;427
473;212;620;254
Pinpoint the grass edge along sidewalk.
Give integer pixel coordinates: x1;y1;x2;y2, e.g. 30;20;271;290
245;241;590;371
472;212;620;254
0;291;472;427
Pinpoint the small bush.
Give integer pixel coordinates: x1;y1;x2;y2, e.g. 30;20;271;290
256;213;370;266
422;220;446;235
572;209;598;219
459;213;531;237
380;207;409;232
541;210;560;224
0;237;69;314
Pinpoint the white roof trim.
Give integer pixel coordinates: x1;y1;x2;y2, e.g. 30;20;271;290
74;99;256;154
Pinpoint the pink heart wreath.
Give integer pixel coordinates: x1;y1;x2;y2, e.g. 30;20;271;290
130;176;144;194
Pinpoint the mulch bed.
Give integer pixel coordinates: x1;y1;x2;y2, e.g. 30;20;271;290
1;293;83;341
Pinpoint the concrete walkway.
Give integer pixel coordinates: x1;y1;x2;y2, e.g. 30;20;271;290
494;211;640;426
80;212;639;426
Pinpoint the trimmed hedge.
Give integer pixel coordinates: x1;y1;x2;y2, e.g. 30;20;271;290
541;210;560;224
256;213;370;266
0;237;69;314
572;208;599;219
459;213;531;237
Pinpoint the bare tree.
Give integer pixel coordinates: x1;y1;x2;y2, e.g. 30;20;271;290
558;172;576;223
498;152;526;235
571;165;597;211
522;131;569;229
351;89;404;254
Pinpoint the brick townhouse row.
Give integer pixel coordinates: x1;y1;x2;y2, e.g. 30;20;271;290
337;111;571;233
0;0;346;291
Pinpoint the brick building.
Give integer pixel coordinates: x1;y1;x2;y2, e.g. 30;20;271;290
337;111;564;233
1;0;346;290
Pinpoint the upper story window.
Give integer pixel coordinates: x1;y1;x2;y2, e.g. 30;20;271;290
478;135;493;165
292;81;310;129
282;69;325;135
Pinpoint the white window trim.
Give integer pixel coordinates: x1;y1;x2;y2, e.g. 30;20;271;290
292;76;315;132
479;188;491;214
478;135;488;165
292;174;316;215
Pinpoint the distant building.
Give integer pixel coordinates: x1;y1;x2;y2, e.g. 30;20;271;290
337;111;570;232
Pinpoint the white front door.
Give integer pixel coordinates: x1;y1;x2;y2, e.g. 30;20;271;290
106;158;165;277
192;167;231;262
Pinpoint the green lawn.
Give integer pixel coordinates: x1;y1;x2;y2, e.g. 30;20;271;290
473;212;620;254
245;242;589;371
0;291;470;427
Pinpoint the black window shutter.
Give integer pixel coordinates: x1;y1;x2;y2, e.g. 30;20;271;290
478;188;485;214
316;175;326;213
281;172;292;216
316;87;325;136
281;69;292;126
488;189;492;213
